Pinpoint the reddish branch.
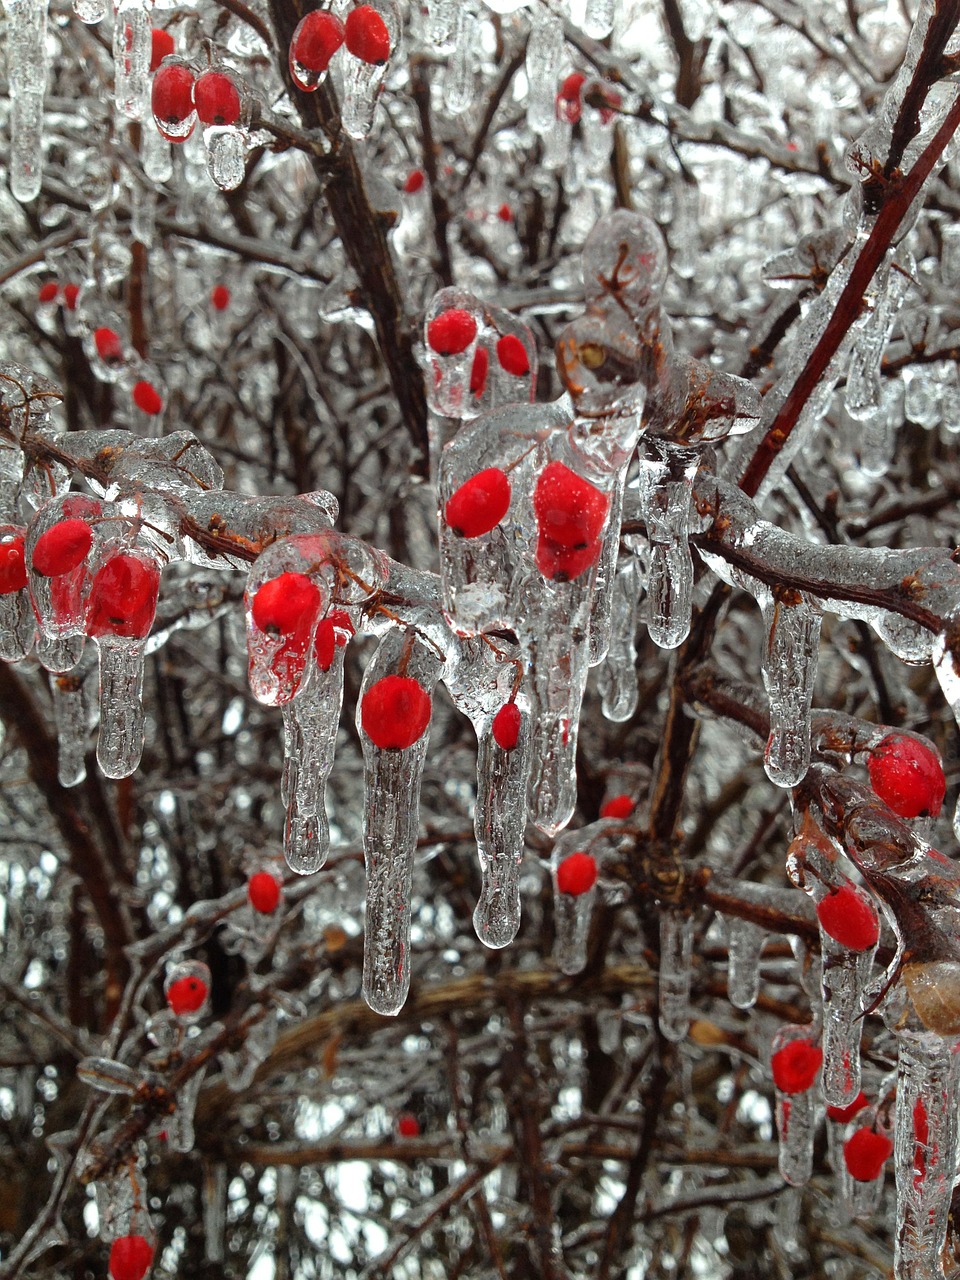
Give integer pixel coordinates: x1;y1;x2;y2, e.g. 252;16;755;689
739;89;960;497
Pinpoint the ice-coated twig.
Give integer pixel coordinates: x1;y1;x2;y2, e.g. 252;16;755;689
724;915;766;1010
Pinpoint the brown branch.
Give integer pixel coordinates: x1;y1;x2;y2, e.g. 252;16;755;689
739;89;960;497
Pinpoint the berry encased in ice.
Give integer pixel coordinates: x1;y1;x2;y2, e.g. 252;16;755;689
816;883;880;952
533;461;609;549
427;309;477;356
361;675;432;750
770;1038;822;1094
194;70;243;127
344;5;391;63
444;468;511;539
248;871;282;914
843;1127;893;1182
32;518;93;577
150;28;174;71
495;334;530;376
0;536;27;594
109;1234;154;1280
94;327;124;364
290;10;346;88
867;731;945;819
86;554;161;639
492;702;521;751
133;380;163;415
166;974;208;1016
556;851;597;896
600;794;635;819
251;573;322;637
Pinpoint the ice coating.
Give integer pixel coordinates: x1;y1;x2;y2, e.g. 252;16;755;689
205;126;247;192
357;627;443;1016
725;915;766;1010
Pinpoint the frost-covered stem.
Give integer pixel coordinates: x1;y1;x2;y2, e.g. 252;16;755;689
892;1028;960;1280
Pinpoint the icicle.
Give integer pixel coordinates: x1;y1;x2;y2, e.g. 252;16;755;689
759;591;821;788
167;1065;205;1154
95;638;147;778
597;558;640;722
582;0;614;39
281;642;346;875
891;1027;960;1280
526;14;564;135
341;0;399;139
202;1163;227;1263
357;629;443;1016
53;671;87;787
658;911;694;1042
114;0;151;120
725;915;766;1010
442;7;478;116
205;127;246;192
427;0;457;48
586;472;625;667
770;1025;822;1186
820;939;872;1107
7;0;49;203
635;440;699;650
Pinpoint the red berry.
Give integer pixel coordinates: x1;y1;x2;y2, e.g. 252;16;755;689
0;537;27;594
403;169;425;194
495;334;529;376
38;281;59;304
94;327;124;364
535;534;602;583
290;10;345;84
396;1112;420;1137
133;380;163;415
252;573;322;637
344;5;391;63
827;1090;870;1124
248;871;282;914
32;518;93;577
194;70;242;126
361;675;432;750
444;468;511;539
600;794;635;819
868;732;945;819
816;883;880;951
557;71;586;123
770;1039;822;1094
469;345;489;397
211;284;231;311
109;1234;154;1280
427;309;477;356
314;609;353;672
151;62;195;132
556;851;598;896
63;283;80;310
86;554;161;639
843;1127;893;1182
149;27;174;71
166;975;208;1016
533;461;609;549
492;702;521;751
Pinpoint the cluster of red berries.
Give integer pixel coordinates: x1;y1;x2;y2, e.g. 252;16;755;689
152;58;244;142
289;3;393;91
37;280;80;311
867;731;945;819
426;307;533;403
